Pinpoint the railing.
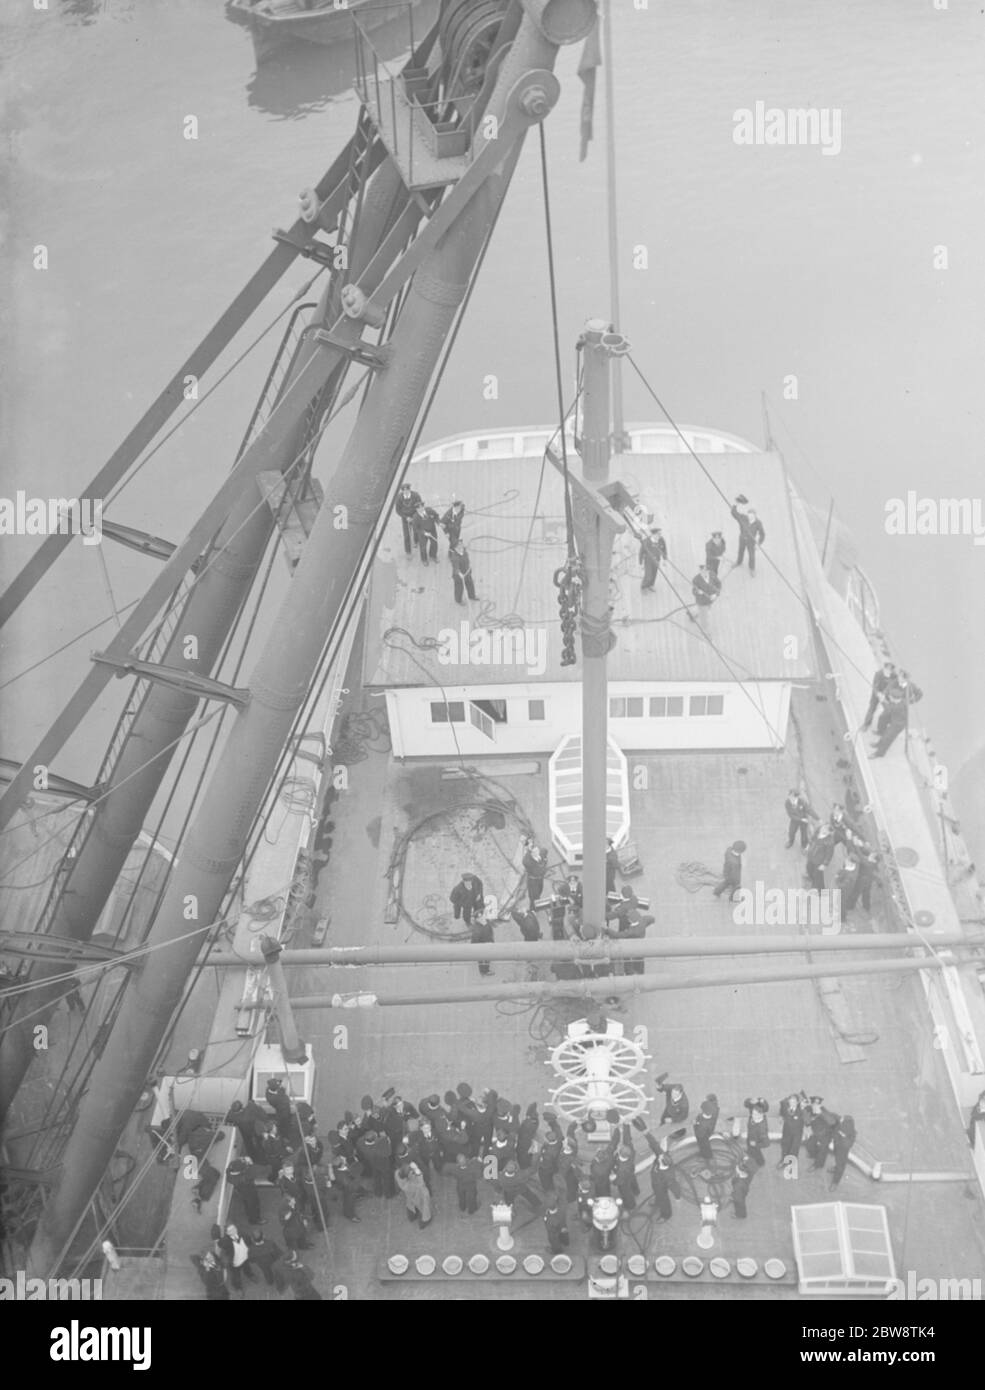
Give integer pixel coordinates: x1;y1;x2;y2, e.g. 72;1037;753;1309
353;2;477;187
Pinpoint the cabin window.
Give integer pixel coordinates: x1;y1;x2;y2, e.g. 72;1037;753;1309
689;694;725;717
528;699;545;721
472;699;507;723
609;697;645;718
431;701;465;723
649;696;684;717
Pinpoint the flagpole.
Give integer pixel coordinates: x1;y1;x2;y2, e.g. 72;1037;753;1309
602;0;630;451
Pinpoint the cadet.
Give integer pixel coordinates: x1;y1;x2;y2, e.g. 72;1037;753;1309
412;503;440;565
731;1161;752;1218
522;839;549;906
605;837;620;894
693;1094;719;1167
829;1115;857;1189
804;1098;838;1168
543;1193;571;1253
226;1156;262;1227
395;482;423;555
784;789;818;849
495;1159;541;1213
450;871;484;927
470;903;495;976
744;1097;770;1168
691;564;721;608
861;659;896;731
453;1152;482;1214
705;530;726;577
548;888;569;941
836;850;862;918
648;1147;681;1221
511;905;542;941
248;1229;287;1292
515;1103;540;1168
712;840;746;901
871;671;922;758
656;1073;690;1128
731;498;766;573
855;850;880;912
778;1094;805;1163
449;539;477;603
440;498;466;550
265;1077;293;1134
805;824;835;891
355;1129;395;1198
640;525;667;591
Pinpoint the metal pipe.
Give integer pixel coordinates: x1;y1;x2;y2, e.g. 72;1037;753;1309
27;13;568;1280
521;0;597;45
286;953;955;1010
205;930;983;967
601;0;628;451
259;936;307;1065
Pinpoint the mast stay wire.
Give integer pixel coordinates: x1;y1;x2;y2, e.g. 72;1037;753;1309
538;122;576;558
625;354;886;694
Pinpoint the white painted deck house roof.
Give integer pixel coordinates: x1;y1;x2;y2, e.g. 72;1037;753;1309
363;447;815;689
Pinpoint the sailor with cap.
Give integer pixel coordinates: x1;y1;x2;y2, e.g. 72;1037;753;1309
639;524;667;591
693;1094;719;1167
805;824;835;891
705;530;726;577
730;1161;752;1218
395;483;423;555
778;1094;805;1164
743;1097;770;1168
712;840;746;901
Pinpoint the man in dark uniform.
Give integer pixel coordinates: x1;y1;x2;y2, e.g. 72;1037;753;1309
829;1115;857;1189
548;887;569;941
543;1193;571;1253
522;839;549;907
495;1159;541;1213
249;1229;287;1292
612;905;652;975
705;530;726;577
226;1155;262;1227
355;1128;395;1198
778;1094;805;1164
470;904;495;977
731;1161;752;1218
440;498;466;550
441;1118;471;1169
395;483;423;555
453;1152;483;1214
639;525;667;591
871;671;922;757
605;838;620;895
693;1094;719;1167
836;849;863;921
856;850;880;913
784;789;818;849
488;1125;516;1172
691;564;721;608
449;539;477;603
613;1131;640;1212
328;1156;361;1222
558;1129;582;1203
656;1073;689;1132
805;1098;838;1170
645;1143;681;1221
190;1249;228;1300
511;906;542;942
450;872;484;927
731;499;766;573
744;1097;770;1168
861;660;896;731
805;825;835;891
516;1103;540;1169
265;1078;293;1135
224;1099;267;1162
411;502;439;565
258;1122;290;1185
712;840;746;901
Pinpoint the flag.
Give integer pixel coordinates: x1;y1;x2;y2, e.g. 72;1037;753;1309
577;16;602;162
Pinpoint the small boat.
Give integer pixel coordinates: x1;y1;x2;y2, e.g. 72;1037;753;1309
228;0;428;63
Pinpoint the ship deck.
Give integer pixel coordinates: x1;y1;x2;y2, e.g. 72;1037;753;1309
209;678;985;1301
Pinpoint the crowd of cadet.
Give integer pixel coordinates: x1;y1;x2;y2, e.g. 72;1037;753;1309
634;491;765;614
394;482;476;604
183;1062;860;1295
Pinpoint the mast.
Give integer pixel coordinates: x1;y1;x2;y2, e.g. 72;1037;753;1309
602;0;630;451
27;1;587;1277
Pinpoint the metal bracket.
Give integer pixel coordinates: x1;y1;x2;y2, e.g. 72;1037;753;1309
271;230;338;269
312;330;389;369
90;654;250;708
101;520;177;563
545;447;626;537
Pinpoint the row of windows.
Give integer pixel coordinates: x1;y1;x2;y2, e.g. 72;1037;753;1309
610;694;725;718
429;695;723;725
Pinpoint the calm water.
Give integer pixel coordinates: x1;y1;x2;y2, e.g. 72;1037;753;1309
2;2;983;822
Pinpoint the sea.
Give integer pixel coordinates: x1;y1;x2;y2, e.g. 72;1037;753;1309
1;0;983;847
